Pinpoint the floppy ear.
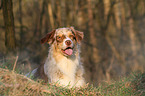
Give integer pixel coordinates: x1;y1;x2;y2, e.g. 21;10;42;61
40;30;56;44
70;27;84;43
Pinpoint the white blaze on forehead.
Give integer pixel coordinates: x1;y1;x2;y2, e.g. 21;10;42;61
56;28;72;36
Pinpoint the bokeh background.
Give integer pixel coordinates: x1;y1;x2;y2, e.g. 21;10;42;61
0;0;145;85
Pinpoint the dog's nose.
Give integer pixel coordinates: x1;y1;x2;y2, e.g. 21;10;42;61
65;40;72;46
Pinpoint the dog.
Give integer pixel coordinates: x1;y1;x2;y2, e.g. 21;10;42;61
26;27;85;88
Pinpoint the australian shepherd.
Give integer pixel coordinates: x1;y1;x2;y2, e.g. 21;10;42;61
27;27;85;88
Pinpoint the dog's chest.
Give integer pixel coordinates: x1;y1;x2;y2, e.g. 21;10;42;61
57;57;79;78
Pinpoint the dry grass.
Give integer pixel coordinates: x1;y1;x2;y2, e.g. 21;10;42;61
0;68;52;95
0;67;145;95
0;68;98;95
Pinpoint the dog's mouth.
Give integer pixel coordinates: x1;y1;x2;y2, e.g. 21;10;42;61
61;47;73;56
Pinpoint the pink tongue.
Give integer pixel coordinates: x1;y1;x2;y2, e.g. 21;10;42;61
64;49;73;55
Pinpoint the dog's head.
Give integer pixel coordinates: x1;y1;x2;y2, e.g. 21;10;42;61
40;27;84;56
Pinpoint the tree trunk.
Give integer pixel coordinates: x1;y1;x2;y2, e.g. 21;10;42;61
87;0;100;82
47;0;54;29
39;0;46;35
0;0;2;9
103;0;110;21
114;0;121;30
56;0;61;27
3;0;16;50
61;0;66;27
19;0;23;50
120;0;126;31
127;1;141;71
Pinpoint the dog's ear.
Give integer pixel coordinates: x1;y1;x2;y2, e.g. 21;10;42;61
40;30;56;44
70;27;84;43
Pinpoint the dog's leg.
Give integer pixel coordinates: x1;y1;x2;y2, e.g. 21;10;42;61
74;66;85;87
25;68;38;78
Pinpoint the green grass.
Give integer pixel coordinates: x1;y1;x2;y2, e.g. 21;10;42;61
0;60;145;96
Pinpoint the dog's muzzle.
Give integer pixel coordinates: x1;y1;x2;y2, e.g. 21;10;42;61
62;39;73;56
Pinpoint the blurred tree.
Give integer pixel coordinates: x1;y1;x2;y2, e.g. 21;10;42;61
56;0;61;27
87;0;100;82
47;0;54;29
19;0;23;50
39;0;46;35
61;0;66;27
0;0;2;9
2;0;16;50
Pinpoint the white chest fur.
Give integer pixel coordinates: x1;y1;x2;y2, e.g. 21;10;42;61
44;52;80;87
57;56;79;79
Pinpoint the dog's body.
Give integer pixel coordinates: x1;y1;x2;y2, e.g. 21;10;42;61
27;27;85;88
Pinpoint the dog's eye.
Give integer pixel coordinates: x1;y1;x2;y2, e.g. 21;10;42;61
70;35;75;39
56;36;61;40
56;36;63;42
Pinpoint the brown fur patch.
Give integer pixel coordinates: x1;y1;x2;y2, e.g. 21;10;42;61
56;70;63;79
34;63;48;82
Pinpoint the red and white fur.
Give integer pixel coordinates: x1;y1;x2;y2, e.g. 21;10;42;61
27;27;85;88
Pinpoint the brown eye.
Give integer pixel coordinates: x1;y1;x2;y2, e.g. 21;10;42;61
70;35;75;39
56;36;61;41
56;35;65;43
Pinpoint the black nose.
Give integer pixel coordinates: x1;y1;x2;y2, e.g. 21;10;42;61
65;40;72;46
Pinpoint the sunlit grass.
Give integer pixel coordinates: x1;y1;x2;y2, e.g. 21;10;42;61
0;60;145;96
